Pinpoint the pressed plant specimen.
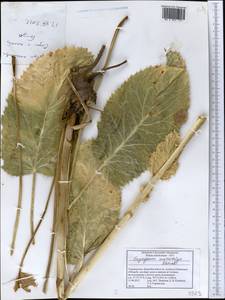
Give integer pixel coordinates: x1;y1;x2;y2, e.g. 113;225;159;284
1;15;206;300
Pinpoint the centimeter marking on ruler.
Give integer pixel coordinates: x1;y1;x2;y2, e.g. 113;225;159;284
208;0;225;298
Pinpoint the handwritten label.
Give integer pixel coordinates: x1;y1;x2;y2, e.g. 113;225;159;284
126;249;194;289
1;3;66;64
25;18;59;28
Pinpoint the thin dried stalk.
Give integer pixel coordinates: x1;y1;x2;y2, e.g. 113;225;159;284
30;172;36;244
43;123;77;294
10;56;23;256
42;126;65;294
65;121;87;288
64;115;207;299
69;114;87;180
42;184;57;294
94;16;128;91
14;175;55;291
56;118;75;300
103;16;128;69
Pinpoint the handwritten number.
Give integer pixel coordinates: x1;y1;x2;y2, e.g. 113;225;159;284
25;18;58;28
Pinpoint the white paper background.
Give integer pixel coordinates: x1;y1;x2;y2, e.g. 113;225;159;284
1;1;209;299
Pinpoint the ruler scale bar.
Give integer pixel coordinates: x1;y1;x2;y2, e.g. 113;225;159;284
208;0;225;298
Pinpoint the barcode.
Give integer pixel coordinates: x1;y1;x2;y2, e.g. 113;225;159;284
162;6;186;21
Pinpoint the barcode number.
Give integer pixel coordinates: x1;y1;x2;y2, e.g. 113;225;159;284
162;6;186;21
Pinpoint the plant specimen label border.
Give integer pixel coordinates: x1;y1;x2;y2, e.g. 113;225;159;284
126;249;196;289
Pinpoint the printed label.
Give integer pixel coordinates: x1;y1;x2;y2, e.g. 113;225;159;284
126;249;193;289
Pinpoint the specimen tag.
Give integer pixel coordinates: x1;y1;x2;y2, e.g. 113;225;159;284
126;249;196;289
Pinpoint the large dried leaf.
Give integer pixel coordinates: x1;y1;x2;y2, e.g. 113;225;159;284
149;130;180;180
2;47;93;176
68;50;190;264
92;50;189;186
67;141;120;265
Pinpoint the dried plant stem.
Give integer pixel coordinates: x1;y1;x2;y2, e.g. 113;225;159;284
94;16;128;91
30;172;36;244
69;114;86;179
14;176;55;290
43;128;66;294
56;119;75;300
103;16;128;69
42;190;57;294
66;123;86;286
10;169;23;256
64;115;207;299
10;56;23;256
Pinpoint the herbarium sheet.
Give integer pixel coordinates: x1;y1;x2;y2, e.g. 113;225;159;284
1;1;209;299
